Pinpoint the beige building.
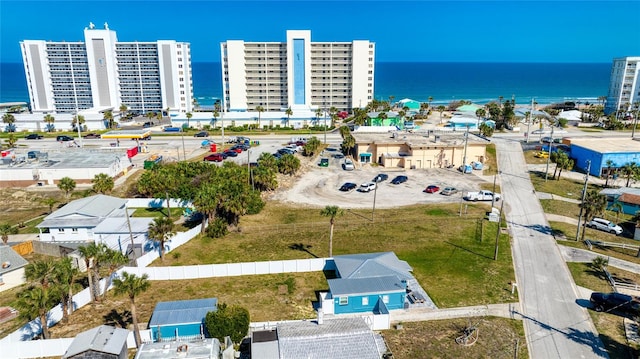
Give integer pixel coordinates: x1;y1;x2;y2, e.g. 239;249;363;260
352;131;488;169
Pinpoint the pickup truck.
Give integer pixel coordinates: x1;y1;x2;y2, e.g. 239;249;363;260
464;190;501;202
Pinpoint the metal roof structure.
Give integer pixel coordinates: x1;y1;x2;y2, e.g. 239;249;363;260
93;217;155;234
37;195;127;229
327;275;405;296
332;252;413;281
135;338;221;359
0;245;28;276
149;298;218;327
569;138;640;154
277;317;384;359
62;325;129;358
101;129;152;139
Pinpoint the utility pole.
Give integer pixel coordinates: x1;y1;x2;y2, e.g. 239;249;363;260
462;125;469;170
491;171;502;209
371;182;378;222
323;108;328;145
526;98;534;144
544;124;555;182
575;160;592;241
494;196;505;260
125;206;135;261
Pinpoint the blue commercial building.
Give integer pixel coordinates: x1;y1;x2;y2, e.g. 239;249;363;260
568;138;640;177
149;298;217;342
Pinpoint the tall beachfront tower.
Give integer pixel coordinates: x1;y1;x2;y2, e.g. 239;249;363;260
605;56;640;115
20;22;193;115
220;30;375;113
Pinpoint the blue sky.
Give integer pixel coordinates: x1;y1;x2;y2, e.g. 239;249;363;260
1;0;639;63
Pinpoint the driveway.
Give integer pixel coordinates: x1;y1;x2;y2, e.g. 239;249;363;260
495;138;608;358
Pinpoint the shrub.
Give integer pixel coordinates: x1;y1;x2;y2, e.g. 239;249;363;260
206;218;228;238
205;303;250;344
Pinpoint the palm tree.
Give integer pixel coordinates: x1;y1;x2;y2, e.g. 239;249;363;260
40;197;58;214
103;110;115;129
4;133;17;148
315;108;323;125
186;112;193;129
78;243;100;302
2;113;16;132
285;107;293;128
320;206;343;257
377;112;388;126
0;223;17;244
610;201;624;223
623;162;638;187
255;106;264;128
147;216;176;261
25;259;56;289
193;183;222;234
119;104;128;119
92;173;114;194
57;177;76;200
604;159;616;187
15;286;58;339
277;154;300;176
112;272;150;347
72;114;85;132
100;249;128;300
146;111;155;124
580;190;608;241
341;135;356;157
52;257;80;322
43;114;55;132
428;96;433;110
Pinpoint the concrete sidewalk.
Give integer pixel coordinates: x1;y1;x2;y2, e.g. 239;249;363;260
390;303;521;323
559;245;640;274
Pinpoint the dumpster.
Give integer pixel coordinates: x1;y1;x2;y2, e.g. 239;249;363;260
210;143;217;152
126;146;139;158
144;154;163;169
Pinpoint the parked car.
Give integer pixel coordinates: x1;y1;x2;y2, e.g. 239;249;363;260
391;175;408;185
358;182;377;193
272;152;283;159
441;187;459;196
194;131;209;138
230;146;243;153
373;173;389;183
319;158;329;167
590;292;640;314
534;151;549;158
24;133;43;140
333;153;345;159
83;133;101;139
541;136;562;144
339;182;357;192
223;150;238;157
342;159;355;171
142;121;154;128
56;135;74;142
278;148;295;155
424;185;440;193
586;218;623;235
204;153;225;162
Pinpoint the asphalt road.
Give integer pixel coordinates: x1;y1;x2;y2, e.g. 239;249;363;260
495;137;608;359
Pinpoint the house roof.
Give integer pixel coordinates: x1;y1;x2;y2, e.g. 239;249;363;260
328;275;405;296
135;338;221;359
93;217;155;234
63;325;129;358
367;111;399;118
456;104;482;113
619;193;640;205
277;317;383;359
332;252;413;281
600;187;640;197
0;245;28;275
149;298;217;327
37;195;127;228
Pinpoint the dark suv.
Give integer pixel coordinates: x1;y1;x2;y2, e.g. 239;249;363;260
590;292;640;315
56;135;74;142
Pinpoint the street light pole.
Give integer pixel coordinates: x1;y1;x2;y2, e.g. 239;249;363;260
493;196;505;261
491;170;502;208
526;98;534;144
371;182;378;222
323;108;327;145
462;125;469;170
575;160;592;241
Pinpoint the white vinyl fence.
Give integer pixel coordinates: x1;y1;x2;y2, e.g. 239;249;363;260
135;225;201;267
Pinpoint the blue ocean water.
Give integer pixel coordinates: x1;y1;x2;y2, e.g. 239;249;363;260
0;62;611;107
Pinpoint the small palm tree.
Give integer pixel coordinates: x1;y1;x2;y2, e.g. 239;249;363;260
103;110;115;129
186;112;192;128
580;190;608;241
0;223;17;244
320;205;344;257
43;114;55;132
604;160;616;187
255;106;264;128
92;173;114;194
610;202;624;223
2;113;16;132
285;107;293;128
437;105;446;123
57;177;76;200
112;272;150;347
72;114;85;132
147;217;175;261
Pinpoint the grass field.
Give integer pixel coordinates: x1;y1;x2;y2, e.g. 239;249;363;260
155;202;516;308
530;172;602;200
383;317;527;359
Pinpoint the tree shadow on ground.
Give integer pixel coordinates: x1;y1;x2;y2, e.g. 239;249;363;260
288;243;318;258
103;309;132;328
182;212;203;229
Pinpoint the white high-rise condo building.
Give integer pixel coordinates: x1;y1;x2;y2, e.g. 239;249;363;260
20;22;193;115
220;30;375;113
605;56;640;115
